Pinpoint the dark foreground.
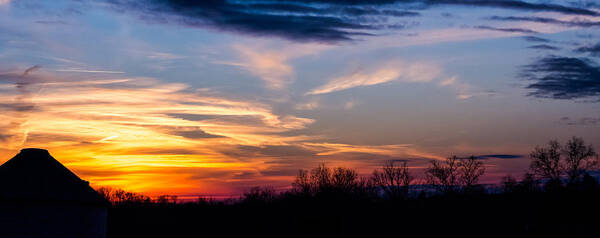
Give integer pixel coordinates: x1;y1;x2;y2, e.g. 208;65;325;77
105;137;600;237
107;188;600;238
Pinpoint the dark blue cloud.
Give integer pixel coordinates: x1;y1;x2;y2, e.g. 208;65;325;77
291;1;598;16
103;0;416;42
522;36;550;43
488;16;600;28
427;0;598;16
476;154;523;159
575;43;600;57
475;25;537;34
520;56;600;101
100;0;597;42
527;44;560;51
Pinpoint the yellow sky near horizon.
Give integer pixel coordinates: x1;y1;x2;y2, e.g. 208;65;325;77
0;69;459;195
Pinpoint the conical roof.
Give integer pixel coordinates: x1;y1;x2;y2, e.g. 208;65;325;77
0;148;107;206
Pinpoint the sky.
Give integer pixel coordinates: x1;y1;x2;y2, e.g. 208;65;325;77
0;0;599;197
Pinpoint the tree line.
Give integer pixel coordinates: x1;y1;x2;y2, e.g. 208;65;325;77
99;136;599;205
103;137;600;238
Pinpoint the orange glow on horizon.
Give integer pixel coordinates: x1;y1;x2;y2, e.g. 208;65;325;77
0;72;450;196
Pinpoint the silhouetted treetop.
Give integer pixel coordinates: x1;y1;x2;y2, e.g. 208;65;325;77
371;161;413;199
529;137;598;188
425;156;485;194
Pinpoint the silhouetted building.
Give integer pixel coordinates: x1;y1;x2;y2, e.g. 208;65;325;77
0;148;108;238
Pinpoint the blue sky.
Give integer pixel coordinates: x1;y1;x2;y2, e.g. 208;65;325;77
0;0;599;195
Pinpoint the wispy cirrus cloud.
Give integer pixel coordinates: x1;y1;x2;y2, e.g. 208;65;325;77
0;67;319;191
216;43;329;89
54;68;125;74
307;61;496;99
438;76;496;100
307;60;440;95
303;142;445;160
0;67;451;194
233;45;294;89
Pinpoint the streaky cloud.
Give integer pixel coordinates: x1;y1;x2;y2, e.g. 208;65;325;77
560;116;600;126
101;0;400;42
575;42;600;57
269;0;598;16
231;43;329;89
522;36;550;43
475;25;538;34
97;0;597;42
306;61;440;95
55;69;125;74
488;16;600;28
476;154;523;159
426;0;598;16
520;56;600;101
173;129;225;139
527;44;561;51
438;76;495;100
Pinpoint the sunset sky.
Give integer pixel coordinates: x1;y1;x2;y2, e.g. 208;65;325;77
1;0;599;197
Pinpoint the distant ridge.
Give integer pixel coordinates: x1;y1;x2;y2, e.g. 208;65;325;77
0;148;107;205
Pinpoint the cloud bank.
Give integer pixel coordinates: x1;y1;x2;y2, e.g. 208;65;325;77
99;0;598;42
521;56;600;101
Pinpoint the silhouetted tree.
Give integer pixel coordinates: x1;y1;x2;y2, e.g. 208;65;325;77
425;156;460;193
581;173;599;191
292;163;365;198
100;152;600;238
459;156;485;190
426;156;486;194
312;163;332;193
196;196;216;205
97;186;113;202
371;161;413;199
156;195;169;204
242;186;277;204
518;172;540;193
331;166;360;194
96;187;153;205
530;141;561;178
529;137;598;189
562;137;598;184
156;195;178;205
501;175;518;193
292;169;311;195
530;140;563;189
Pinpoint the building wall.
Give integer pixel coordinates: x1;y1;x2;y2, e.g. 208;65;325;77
0;202;107;238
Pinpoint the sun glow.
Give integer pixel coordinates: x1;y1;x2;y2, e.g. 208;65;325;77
0;69;438;195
